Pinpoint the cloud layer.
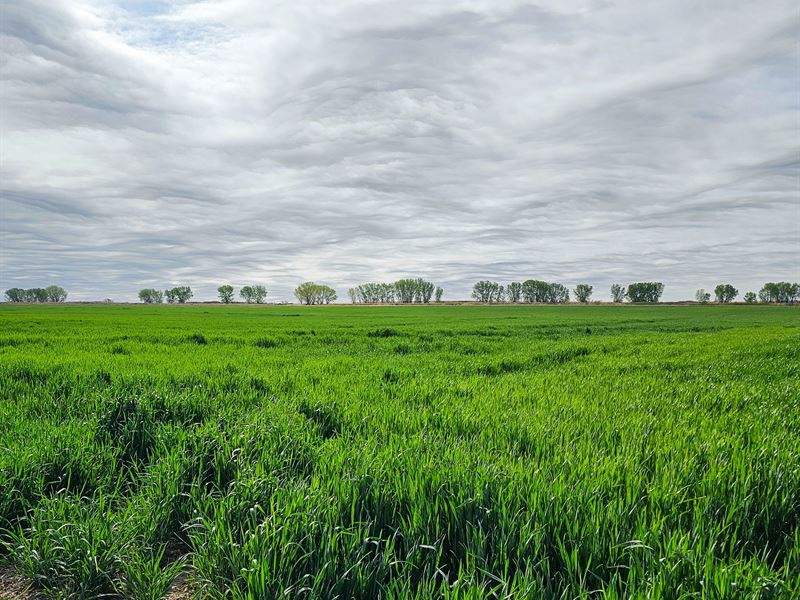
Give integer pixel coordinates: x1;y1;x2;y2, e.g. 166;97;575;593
2;0;798;301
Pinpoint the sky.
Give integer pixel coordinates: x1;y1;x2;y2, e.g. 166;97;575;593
1;0;798;302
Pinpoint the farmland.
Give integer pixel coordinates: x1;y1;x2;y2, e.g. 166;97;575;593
0;304;798;598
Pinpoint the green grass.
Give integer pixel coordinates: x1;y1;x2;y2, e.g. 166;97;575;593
0;304;798;598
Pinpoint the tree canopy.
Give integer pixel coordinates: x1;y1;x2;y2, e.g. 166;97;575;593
348;279;437;304
164;286;193;304
714;284;738;303
5;286;67;303
240;285;267;304
610;284;626;303
218;285;235;303
138;289;163;304
520;280;569;304
574;284;593;303
295;282;337;305
626;282;664;303
472;281;505;303
758;282;799;303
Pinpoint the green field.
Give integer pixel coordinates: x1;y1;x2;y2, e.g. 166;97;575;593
1;304;798;598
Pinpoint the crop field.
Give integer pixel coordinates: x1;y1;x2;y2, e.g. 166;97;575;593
0;304;798;599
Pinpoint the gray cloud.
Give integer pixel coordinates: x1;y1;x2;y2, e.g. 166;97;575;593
1;0;798;302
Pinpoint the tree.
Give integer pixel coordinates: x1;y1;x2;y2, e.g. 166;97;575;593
574;284;593;303
393;278;435;303
758;282;800;303
471;281;491;302
714;284;738;303
26;288;49;303
44;285;68;302
295;282;316;305
472;281;504;303
218;285;235;303
351;283;396;304
5;288;26;302
626;282;664;303
138;288;163;304
415;279;435;303
519;280;569;303
548;283;569;304
695;289;710;303
506;282;522;303
294;282;336;305
240;285;267;304
2;287;56;302
165;286;192;304
610;284;626;303
295;283;311;304
393;279;415;304
744;292;757;304
521;280;548;303
435;287;444;302
319;285;337;304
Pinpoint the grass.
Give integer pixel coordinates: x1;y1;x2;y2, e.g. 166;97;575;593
0;303;798;598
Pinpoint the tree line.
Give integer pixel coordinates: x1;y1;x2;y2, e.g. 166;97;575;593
470;281;800;304
347;279;443;304
138;287;194;304
695;283;800;304
140;282;337;305
5;280;798;304
4;286;67;303
471;281;665;303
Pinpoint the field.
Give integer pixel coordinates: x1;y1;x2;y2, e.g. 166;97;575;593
0;304;798;599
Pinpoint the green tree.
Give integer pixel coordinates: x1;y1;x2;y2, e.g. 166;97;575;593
4;288;27;302
626;282;664;303
506;282;522;303
714;284;738;303
217;285;235;303
472;281;504;303
165;286;192;304
45;285;68;302
610;284;626;303
744;291;757;304
294;282;336;305
695;289;710;303
521;280;549;303
574;284;593;303
758;282;800;303
26;288;49;302
138;289;163;304
319;285;337;304
240;285;267;304
548;283;569;304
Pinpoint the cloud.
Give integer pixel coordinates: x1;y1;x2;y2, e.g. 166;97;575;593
1;0;798;301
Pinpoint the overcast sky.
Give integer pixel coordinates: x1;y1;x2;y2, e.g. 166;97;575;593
1;0;798;302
